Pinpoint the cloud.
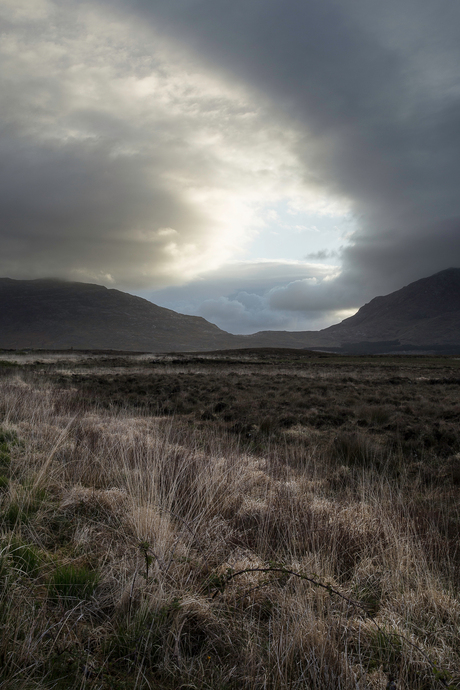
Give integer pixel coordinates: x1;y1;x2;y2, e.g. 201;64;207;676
196;291;335;333
0;0;334;288
269;280;342;313
109;0;460;305
141;260;345;333
305;249;339;260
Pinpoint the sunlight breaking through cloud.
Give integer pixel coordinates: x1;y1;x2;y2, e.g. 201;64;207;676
0;0;347;291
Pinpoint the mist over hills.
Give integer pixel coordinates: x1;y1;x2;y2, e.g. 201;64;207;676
0;269;459;353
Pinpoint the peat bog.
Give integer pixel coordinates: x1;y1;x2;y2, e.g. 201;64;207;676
0;348;459;689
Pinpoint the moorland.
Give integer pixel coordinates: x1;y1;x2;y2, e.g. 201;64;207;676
0;348;459;689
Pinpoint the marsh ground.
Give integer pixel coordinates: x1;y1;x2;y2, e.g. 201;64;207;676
0;349;459;689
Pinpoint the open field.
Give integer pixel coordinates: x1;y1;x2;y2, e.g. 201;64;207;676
0;349;459;689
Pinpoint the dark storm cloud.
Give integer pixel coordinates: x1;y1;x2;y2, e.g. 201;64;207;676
108;0;460;309
0;125;207;284
1;0;307;288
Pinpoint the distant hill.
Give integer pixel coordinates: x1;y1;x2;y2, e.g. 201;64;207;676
319;267;460;351
1;269;460;353
0;279;233;351
230;268;460;353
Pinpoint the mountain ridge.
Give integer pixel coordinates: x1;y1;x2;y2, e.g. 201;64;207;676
321;267;460;347
0;278;230;351
0;269;459;353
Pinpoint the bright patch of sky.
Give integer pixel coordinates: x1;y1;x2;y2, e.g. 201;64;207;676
243;201;356;262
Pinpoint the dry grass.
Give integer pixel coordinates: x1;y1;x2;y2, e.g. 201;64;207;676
0;352;459;689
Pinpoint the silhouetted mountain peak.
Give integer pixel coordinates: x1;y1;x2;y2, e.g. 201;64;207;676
323;268;460;346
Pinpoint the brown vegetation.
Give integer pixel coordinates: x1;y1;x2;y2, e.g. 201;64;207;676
0;350;459;688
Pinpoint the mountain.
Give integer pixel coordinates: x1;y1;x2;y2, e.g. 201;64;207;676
0;269;460;353
230;268;460;353
319;267;460;351
0;278;233;351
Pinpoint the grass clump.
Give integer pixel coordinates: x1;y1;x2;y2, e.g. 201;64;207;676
49;564;99;604
8;537;41;576
0;428;18;471
2;487;48;528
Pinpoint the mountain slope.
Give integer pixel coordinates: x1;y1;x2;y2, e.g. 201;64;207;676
321;267;460;347
0;278;233;351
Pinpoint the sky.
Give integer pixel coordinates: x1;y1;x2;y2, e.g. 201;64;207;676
1;0;460;334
